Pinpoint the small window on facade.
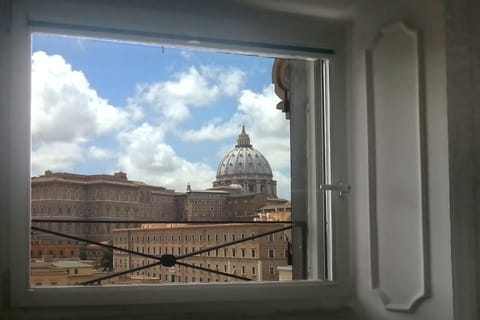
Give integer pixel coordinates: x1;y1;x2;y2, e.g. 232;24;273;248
269;266;275;276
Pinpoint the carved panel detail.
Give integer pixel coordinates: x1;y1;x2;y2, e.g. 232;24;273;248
366;21;430;312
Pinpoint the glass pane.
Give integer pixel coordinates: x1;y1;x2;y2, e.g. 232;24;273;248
29;33;301;286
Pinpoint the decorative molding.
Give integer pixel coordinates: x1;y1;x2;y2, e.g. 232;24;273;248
272;58;290;119
366;21;430;312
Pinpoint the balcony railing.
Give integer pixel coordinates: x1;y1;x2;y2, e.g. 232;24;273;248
31;219;297;285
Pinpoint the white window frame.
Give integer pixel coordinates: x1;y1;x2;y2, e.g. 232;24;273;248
7;0;350;310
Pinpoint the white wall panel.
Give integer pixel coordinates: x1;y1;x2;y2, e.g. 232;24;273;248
366;21;429;312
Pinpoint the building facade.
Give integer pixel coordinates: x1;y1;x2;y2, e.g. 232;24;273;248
112;223;290;283
184;189;229;221
31;239;80;260
255;201;291;222
31;260;97;286
31;171;182;245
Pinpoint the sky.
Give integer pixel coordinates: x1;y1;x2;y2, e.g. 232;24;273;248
31;33;291;199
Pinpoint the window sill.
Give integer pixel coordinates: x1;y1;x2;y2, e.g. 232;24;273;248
13;280;350;309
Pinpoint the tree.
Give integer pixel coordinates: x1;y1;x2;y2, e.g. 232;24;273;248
100;241;113;271
79;243;87;260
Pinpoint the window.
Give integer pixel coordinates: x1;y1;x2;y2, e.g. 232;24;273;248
268;266;275;276
7;0;348;311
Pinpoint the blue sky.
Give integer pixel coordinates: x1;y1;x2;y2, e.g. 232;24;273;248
31;33;291;199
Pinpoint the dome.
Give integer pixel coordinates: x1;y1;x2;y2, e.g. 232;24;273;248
213;126;277;197
216;126;273;178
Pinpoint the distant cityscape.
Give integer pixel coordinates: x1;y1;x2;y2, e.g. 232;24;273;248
31;128;292;285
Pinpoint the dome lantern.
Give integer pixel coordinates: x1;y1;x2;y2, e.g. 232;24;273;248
236;125;252;147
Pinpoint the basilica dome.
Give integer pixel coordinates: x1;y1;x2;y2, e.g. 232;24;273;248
216;128;273;177
213;127;277;197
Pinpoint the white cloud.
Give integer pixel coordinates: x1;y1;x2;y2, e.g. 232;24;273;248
75;39;86;50
238;86;290;195
87;146;112;160
117;123;216;191
31;51;134;173
182;84;289;169
31;51;131;146
273;170;291;200
180;50;193;60
31;142;83;175
182;120;239;142
30;50;287;197
128;66;245;125
211;67;245;96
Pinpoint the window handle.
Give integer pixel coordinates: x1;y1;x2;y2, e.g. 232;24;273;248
320;182;351;198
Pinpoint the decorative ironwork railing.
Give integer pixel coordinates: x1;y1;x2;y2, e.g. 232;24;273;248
31;219;296;285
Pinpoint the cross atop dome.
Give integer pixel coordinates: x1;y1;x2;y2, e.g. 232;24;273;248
236;125;252;147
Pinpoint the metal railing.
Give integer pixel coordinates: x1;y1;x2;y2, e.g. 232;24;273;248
31;219;296;285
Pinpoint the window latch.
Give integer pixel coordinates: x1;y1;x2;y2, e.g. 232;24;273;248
320;182;351;198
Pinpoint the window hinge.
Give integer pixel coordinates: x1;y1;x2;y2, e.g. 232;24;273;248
320;182;351;198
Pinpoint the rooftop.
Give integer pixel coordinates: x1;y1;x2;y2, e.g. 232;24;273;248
51;261;93;269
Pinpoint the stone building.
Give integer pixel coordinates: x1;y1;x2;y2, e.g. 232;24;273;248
184;189;229;221
112;223;290;283
255;201;291;222
30;239;80;260
31;260;97;286
30;260;126;286
31;171;182;245
226;192;269;221
183;188;273;222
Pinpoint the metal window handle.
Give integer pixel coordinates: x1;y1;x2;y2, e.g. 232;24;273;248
320;182;351;198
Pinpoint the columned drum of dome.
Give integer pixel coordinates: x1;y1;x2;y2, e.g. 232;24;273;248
213;127;277;197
